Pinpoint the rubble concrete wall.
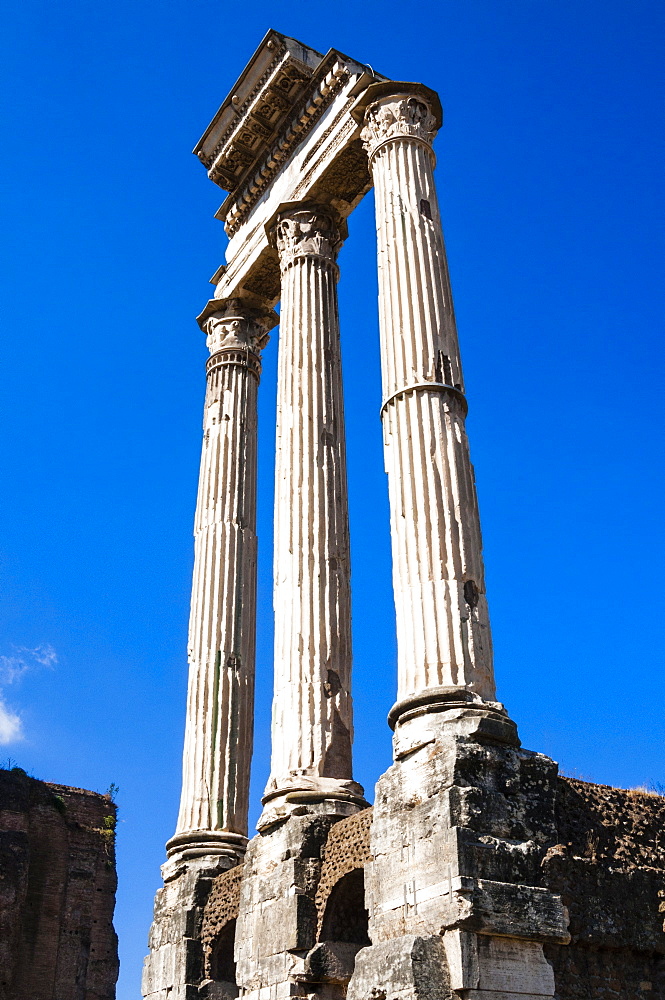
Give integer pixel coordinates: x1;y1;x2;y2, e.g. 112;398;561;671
544;778;665;999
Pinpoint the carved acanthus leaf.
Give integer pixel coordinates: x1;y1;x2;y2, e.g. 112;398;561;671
202;313;269;355
361;95;437;158
274;208;344;270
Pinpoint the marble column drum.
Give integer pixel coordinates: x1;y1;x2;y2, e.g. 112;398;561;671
167;298;277;866
260;204;365;830
361;88;497;722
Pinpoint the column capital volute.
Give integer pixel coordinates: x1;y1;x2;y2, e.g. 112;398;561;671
351;81;442;162
266;201;348;272
196;296;278;357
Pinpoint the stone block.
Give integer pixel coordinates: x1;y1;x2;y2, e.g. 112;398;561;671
453;878;569;942
304;941;363;983
143;857;235;999
444;931;555;996
347;934;450;1000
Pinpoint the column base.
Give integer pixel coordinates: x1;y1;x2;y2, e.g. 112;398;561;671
164;830;247;875
345;701;567;1000
257;776;368;832
389;685;519;762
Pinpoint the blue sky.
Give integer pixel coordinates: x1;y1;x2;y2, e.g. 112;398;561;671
1;1;663;996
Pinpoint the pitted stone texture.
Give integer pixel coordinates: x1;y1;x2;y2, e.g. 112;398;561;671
542;778;665;998
543;943;665;999
315;808;373;936
554;777;665;871
200;864;244;979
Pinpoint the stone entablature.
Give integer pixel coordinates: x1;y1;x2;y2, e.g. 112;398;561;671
198;33;383;310
194;32;323;193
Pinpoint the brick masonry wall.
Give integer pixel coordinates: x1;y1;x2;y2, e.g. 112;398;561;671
0;768;118;1000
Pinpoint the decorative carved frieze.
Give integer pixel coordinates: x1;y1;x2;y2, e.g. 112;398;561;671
195;32;321;193
222;61;351;236
360;93;438;160
196;54;283;169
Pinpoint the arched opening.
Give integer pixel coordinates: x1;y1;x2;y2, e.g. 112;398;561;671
320;869;370;946
208;918;237;988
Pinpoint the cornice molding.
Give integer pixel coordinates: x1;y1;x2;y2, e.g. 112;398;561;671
222;60;351;237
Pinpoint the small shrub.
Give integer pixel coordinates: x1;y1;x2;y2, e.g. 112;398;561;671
52;794;67;815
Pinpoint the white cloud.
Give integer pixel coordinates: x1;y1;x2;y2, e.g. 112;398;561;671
0;644;58;684
25;644;58;669
0;699;23;745
0;655;29;684
0;644;57;745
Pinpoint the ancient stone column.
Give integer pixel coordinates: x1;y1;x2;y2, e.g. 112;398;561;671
359;84;501;728
259;203;365;829
167;297;277;866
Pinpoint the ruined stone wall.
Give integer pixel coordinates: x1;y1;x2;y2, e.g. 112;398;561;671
196;777;665;997
544;777;665;999
0;768;118;1000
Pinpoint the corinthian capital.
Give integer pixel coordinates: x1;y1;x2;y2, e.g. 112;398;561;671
271;204;346;271
361;94;438;159
196;297;278;356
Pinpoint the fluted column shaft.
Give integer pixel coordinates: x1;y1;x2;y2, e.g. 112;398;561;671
361;90;496;711
168;299;276;864
261;205;364;827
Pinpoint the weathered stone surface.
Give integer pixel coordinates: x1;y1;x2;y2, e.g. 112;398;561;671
200;863;244;980
171;298;277;866
142;857;236;1000
542;778;665;998
543;942;665;999
315;809;372;937
261;205;365;830
203;32;383;308
304;941;364;983
146;30;665;1000
348;934;451;1000
0;768;118;1000
356;83;496;712
235;814;341;993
